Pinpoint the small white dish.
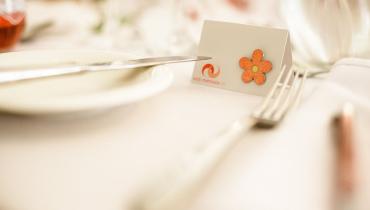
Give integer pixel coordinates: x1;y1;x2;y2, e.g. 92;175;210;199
0;50;173;115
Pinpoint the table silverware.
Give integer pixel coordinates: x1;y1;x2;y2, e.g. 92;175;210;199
251;65;308;127
333;103;356;210
133;117;253;210
0;55;211;84
133;65;309;210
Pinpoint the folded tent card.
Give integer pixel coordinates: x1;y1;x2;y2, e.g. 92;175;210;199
193;20;293;96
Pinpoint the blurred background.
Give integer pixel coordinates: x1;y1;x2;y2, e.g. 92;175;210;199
2;0;369;72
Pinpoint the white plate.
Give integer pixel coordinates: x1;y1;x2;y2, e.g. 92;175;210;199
0;50;173;115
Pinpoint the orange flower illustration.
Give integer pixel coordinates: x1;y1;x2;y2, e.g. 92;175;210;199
239;49;272;85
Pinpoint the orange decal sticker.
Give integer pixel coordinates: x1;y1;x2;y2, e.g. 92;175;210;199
239;49;272;85
202;63;221;79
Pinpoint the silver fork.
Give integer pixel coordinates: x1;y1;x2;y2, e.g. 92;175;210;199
252;65;308;127
133;65;308;210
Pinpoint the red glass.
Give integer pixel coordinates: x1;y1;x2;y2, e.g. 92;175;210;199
0;11;25;52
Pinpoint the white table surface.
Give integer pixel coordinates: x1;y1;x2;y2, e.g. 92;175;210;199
0;2;369;210
0;59;369;210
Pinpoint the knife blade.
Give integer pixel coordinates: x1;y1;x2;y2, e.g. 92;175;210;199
0;56;211;84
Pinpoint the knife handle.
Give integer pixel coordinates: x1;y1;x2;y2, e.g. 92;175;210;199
332;103;356;210
336;103;355;193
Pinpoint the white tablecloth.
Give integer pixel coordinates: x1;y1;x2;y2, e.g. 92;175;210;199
1;2;369;210
0;57;369;210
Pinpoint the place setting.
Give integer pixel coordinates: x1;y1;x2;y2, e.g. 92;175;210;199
0;1;369;210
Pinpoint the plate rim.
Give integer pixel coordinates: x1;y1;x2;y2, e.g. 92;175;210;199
0;50;173;115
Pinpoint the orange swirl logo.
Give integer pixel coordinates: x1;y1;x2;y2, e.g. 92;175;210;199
202;64;221;78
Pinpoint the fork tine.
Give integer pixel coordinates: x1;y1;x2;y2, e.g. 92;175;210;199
252;65;287;117
262;65;295;119
273;69;308;121
290;69;308;110
272;69;301;121
252;66;308;127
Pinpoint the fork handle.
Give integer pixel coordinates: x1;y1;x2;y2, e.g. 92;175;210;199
134;118;252;210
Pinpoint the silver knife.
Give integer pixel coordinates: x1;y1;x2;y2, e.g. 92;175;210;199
0;56;211;84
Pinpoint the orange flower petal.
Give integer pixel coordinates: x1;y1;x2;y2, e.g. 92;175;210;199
239;57;253;70
259;60;272;73
242;69;253;83
254;73;266;85
252;49;264;64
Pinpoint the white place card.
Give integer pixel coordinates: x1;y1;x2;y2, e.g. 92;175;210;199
192;20;292;96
